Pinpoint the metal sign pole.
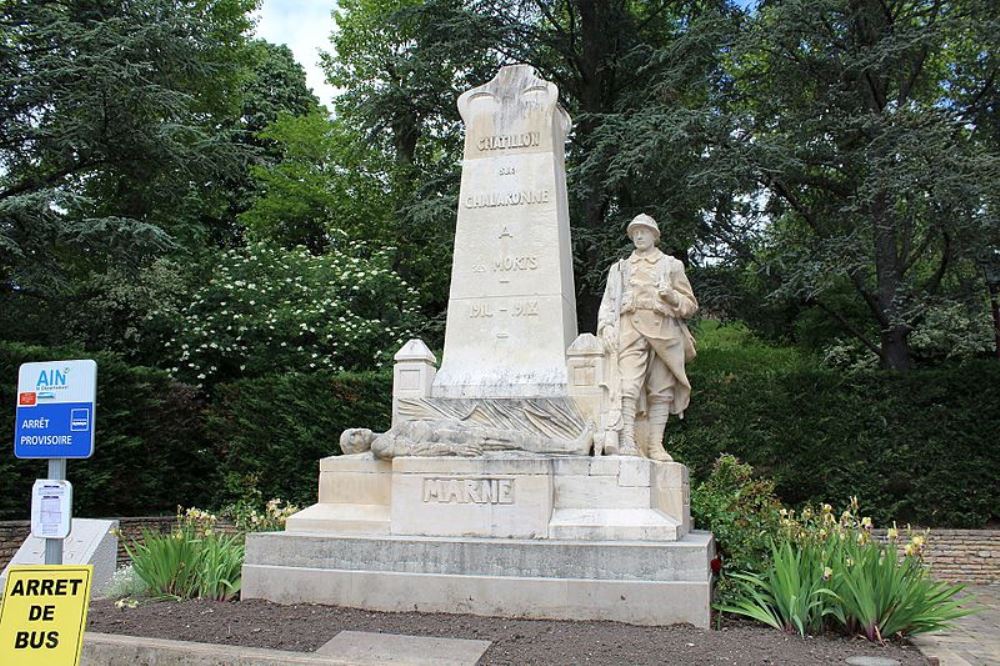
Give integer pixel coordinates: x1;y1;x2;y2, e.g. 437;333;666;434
44;458;66;565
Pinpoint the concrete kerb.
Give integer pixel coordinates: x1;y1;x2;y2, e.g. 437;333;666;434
81;632;370;666
81;631;492;666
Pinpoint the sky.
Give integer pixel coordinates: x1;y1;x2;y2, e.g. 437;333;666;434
254;0;340;108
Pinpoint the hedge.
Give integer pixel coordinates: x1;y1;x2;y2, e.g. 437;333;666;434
3;332;997;528
0;342;217;519
0;342;392;518
671;327;1000;528
205;371;391;507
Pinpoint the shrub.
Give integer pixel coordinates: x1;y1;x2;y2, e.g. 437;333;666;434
719;539;833;636
149;241;422;387
721;498;974;641
222;497;300;533
104;565;148;600
825;537;971;641
690;455;784;605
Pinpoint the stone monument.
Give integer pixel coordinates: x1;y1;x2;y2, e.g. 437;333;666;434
242;65;714;628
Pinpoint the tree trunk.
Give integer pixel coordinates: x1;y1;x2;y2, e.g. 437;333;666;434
872;189;914;371
572;0;616;332
989;281;1000;361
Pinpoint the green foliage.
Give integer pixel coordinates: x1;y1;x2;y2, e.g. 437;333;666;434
222;497;300;533
206;371;392;507
1;343;395;520
150;242;421;386
241;111;394;251
0;0;257;294
690;454;784;605
193;533;245;601
719;498;974;642
125;510;243;601
125;528;203;600
722;500;973;641
0;342;217;520
719;540;833;637
673;325;1000;528
826;539;972;641
709;0;1000;369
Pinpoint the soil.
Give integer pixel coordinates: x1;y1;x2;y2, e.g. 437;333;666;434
87;599;929;665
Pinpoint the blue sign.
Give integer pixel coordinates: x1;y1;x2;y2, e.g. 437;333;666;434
14;360;96;459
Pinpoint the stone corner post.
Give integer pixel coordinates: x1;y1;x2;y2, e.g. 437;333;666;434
565;334;608;450
392;339;437;427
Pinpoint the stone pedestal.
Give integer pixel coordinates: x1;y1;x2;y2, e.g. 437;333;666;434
245;453;712;627
285;453;690;541
243;531;713;627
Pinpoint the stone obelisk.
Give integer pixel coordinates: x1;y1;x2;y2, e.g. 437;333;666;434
431;65;577;400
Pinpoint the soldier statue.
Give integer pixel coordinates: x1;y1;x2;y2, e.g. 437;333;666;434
597;213;698;461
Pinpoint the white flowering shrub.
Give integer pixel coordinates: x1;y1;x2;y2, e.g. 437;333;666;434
152;241;421;385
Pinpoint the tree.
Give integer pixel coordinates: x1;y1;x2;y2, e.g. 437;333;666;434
240;110;394;253
0;0;257;304
205;39;321;247
713;0;1000;370
324;0;740;330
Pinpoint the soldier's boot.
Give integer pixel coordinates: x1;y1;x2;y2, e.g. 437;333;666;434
619;397;641;456
645;402;673;462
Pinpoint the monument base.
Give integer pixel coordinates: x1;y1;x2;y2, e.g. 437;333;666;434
242;531;714;627
283;453;693;541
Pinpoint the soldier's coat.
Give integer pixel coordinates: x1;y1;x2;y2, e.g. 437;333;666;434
598;248;698;418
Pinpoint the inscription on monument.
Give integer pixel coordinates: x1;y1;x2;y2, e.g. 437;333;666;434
422;477;515;504
493;256;539;272
463;189;550;209
477;131;541;152
469;300;539;318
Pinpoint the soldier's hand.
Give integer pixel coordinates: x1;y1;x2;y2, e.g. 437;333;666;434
659;288;680;307
600;326;617;352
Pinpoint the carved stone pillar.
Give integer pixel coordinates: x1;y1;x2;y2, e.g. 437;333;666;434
392;339;437;427
565;334;606;452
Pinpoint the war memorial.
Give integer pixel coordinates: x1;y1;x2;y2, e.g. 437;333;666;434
242;65;715;628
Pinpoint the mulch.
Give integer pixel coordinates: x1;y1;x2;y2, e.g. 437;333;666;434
87;598;928;665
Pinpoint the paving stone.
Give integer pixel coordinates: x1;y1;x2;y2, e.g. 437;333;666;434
316;630;491;666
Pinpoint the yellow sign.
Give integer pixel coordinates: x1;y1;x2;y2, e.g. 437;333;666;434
0;565;93;666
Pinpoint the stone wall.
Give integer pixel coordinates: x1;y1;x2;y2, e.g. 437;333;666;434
1;520;997;583
0;520;31;569
918;529;1000;584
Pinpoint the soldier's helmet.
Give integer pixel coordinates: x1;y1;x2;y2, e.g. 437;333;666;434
626;213;660;240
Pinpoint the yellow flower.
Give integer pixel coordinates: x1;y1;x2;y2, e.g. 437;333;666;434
823;566;833;580
850;496;860;511
779;508;788;517
887;523;899;541
860;517;873;529
821;503;833;514
904;544;915;557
